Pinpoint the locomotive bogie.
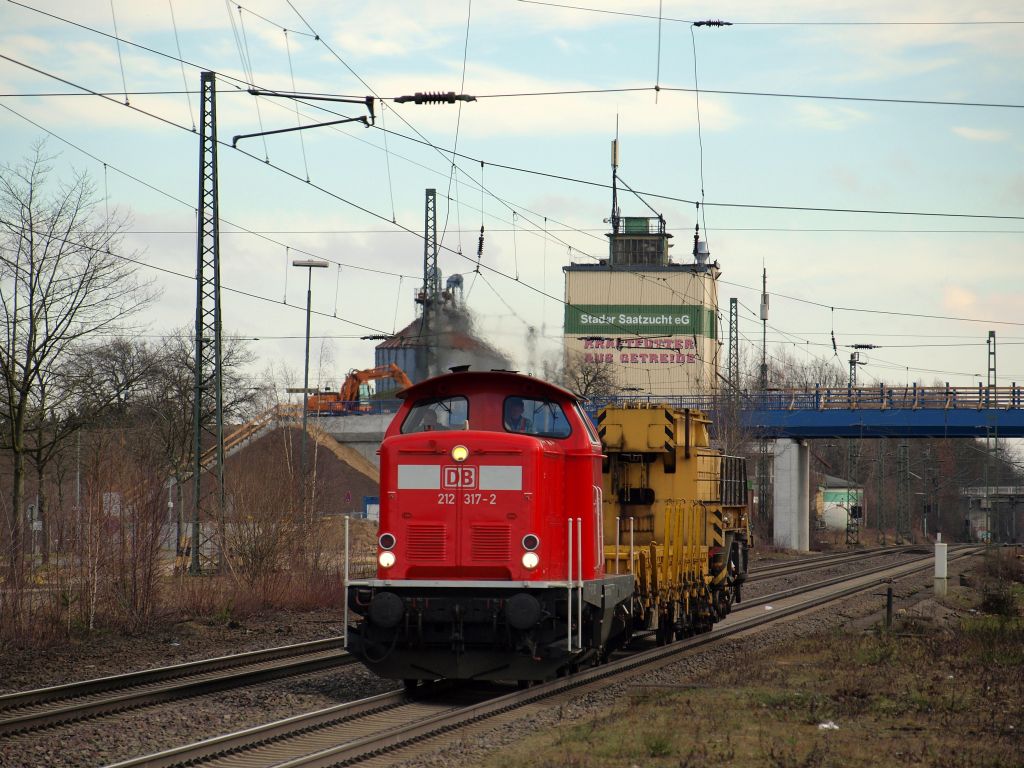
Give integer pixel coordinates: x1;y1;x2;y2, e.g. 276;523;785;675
346;575;633;681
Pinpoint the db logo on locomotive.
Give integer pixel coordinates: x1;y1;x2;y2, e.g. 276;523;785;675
442;466;477;489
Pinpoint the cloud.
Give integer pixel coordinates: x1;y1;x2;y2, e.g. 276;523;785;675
794;103;870;131
943;285;977;313
0;34;54;57
952;126;1010;143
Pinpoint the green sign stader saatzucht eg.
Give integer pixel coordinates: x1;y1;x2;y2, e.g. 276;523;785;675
564;304;717;336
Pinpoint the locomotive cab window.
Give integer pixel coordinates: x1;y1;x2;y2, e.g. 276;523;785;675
401;396;469;433
504;396;571;438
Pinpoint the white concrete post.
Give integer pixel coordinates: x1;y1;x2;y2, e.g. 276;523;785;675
935;539;949;597
773;439;810;552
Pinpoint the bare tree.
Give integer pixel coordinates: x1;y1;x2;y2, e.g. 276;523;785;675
0;143;154;584
756;346;847;390
544;350;621;398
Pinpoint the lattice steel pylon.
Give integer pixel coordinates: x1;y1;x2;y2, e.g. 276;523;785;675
419;188;440;378
895;441;911;544
190;71;225;575
423;189;440;301
727;297;739;391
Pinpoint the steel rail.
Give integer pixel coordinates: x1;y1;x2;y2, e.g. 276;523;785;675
109;547;980;768
747;545;919;581
0;638;354;736
739;549;943;610
751;545;895;573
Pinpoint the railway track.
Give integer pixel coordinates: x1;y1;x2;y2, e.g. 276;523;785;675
109;546;980;768
747;545;919;581
0;637;354;737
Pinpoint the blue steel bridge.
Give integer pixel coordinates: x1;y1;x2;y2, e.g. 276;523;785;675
588;384;1024;440
319;383;1024;440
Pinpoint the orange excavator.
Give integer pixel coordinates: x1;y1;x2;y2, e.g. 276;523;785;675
307;363;413;415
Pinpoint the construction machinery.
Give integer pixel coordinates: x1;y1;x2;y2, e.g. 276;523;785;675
307;364;412;415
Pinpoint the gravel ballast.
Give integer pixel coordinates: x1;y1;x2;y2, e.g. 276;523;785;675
0;551;970;768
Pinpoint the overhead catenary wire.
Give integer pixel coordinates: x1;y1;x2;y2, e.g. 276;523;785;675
6;7;1015;391
0;53;696;349
517;0;1024;27
5;64;1018;367
438;0;474;254
379;101;397;222
230;1;315;36
226;1;269;159
282;28;311;182
10;0;1024;114
0;213;392;336
721;277;1024;328
0;102;418;282
12;0;1020;237
362;120;1024;221
166;0;196;131
47;226;1023;236
4;5;1023;222
106;0;129;105
6;24;1015;376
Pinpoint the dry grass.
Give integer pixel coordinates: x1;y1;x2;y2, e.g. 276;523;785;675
484;556;1024;768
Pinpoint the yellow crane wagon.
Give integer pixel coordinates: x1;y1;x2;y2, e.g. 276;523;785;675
598;404;751;643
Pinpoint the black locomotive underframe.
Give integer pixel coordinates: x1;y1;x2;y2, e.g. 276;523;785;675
346;576;634;682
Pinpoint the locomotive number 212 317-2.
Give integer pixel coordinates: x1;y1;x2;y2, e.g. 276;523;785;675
437;492;498;505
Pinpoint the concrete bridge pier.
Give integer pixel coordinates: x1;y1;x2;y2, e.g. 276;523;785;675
318;413;394;467
773;439;810;551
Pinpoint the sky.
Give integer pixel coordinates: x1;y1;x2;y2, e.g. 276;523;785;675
1;0;1022;396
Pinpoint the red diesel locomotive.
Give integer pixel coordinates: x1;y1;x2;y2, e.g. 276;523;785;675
345;369;634;685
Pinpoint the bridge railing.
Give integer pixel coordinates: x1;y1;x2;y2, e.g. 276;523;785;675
301;383;1022;418
749;384;1023;411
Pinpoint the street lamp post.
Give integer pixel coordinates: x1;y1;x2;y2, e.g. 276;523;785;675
292;259;329;479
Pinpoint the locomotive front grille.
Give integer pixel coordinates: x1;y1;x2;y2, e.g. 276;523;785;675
408;524;447;561
470;524;511;561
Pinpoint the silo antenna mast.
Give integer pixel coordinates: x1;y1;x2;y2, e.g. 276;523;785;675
610;120;620;234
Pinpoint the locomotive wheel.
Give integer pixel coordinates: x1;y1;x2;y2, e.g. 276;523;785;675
674;623;687;641
403;679;420;697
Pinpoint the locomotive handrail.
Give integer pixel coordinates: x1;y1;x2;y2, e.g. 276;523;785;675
567;518;573;653
576;516;583;652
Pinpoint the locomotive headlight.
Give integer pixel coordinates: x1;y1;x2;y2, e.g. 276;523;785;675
521;551;540;569
378;532;396;550
451;444;469;463
522;534;540;551
378;550;397;568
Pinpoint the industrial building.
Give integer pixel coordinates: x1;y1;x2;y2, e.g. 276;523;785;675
373;189;511;393
563;214;720;396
